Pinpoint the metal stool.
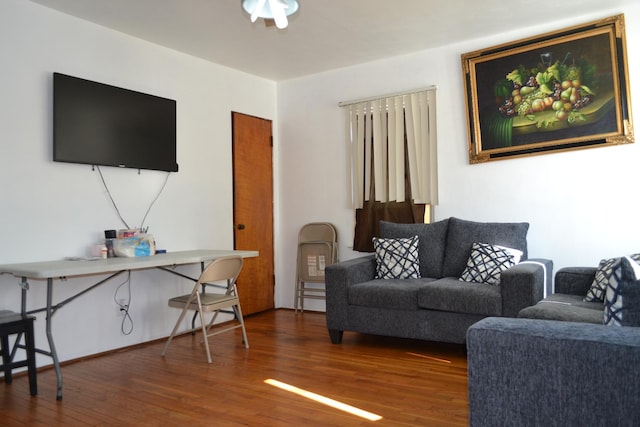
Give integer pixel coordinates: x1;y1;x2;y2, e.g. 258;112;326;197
0;310;37;396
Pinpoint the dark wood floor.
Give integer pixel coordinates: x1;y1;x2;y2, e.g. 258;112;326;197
1;310;469;426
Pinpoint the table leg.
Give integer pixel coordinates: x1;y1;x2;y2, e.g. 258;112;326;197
20;277;28;315
46;278;63;400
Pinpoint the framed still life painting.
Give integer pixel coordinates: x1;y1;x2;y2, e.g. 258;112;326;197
462;14;633;163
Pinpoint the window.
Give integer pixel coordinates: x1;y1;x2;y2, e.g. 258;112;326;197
341;88;438;251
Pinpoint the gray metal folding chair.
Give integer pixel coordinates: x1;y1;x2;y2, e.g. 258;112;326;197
161;256;249;363
294;222;338;312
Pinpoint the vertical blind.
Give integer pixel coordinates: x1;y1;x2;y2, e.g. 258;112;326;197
341;88;438;209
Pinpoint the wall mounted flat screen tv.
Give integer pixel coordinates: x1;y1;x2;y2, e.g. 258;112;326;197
53;72;178;172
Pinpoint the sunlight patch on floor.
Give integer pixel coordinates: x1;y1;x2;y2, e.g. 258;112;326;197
264;379;383;421
407;352;452;363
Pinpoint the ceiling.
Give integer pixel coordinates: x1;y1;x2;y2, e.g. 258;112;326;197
29;0;634;81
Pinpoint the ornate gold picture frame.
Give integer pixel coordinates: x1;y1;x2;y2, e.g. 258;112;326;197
462;14;633;163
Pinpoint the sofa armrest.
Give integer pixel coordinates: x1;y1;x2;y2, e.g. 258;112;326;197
554;266;597;296
467;317;640;426
325;255;376;342
500;258;553;317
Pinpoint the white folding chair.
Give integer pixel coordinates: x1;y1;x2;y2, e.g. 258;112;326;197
161;256;249;363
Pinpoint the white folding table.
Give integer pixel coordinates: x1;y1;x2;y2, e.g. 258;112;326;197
0;249;258;400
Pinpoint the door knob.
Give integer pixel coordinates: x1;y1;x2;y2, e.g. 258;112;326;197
237;224;246;230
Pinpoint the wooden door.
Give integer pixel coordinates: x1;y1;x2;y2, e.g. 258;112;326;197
232;112;274;315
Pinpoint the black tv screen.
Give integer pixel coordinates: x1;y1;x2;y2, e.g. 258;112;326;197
53;72;178;172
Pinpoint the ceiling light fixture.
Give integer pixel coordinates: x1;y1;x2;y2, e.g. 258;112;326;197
241;0;299;29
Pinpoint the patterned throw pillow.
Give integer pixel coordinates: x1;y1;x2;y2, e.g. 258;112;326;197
604;256;640;326
459;242;517;285
585;253;640;302
495;245;524;264
373;236;421;279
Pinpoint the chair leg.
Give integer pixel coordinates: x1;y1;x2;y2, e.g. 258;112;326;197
202;306;249;350
161;294;195;357
234;304;249;349
24;320;37;396
202;311;222;347
190;311;199;334
196;299;212;364
1;334;11;384
204;310;221;333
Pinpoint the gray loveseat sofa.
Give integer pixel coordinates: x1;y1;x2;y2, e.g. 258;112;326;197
325;217;552;344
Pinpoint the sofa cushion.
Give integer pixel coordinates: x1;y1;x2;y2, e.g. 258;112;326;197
585;253;640;302
373;236;420;279
518;293;603;324
442;217;529;278
604;256;640;326
348;278;436;311
459;242;517;285
416;277;502;316
380;219;449;278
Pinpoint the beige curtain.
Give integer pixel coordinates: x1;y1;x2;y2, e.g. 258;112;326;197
341;88;438;252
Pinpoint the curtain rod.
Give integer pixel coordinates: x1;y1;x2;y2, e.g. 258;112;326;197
338;85;437;107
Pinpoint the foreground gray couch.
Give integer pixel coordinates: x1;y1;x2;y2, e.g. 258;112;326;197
467;317;640;426
325;217;552;344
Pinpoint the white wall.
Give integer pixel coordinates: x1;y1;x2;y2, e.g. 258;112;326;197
276;5;640;310
0;0;277;364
